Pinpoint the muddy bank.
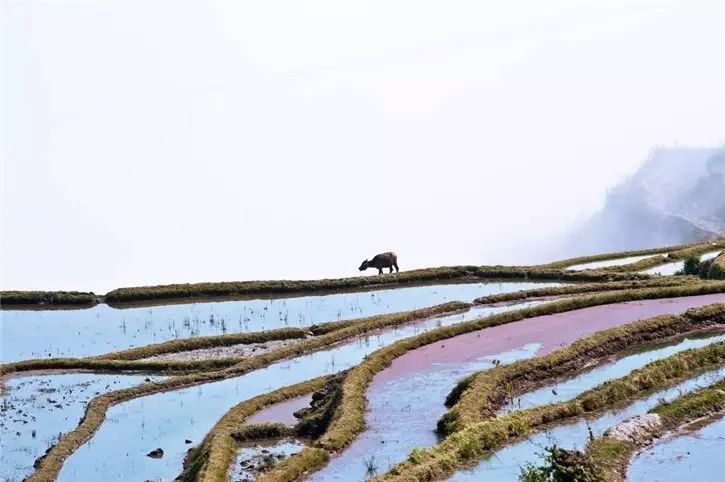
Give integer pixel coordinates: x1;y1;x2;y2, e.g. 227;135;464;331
139;339;299;362
229;439;306;482
627;416;724;482
310;294;725;480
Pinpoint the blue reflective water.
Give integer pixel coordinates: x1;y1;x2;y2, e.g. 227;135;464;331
309;343;542;482
57;302;544;481
449;368;725;481
0;373;164;482
566;254;658;271
498;334;725;414
0;281;557;362
627;417;724;482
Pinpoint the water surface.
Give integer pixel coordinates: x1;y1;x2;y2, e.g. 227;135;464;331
0;281;555;362
56;302;541;482
0;373;163;482
449;368;725;481
499;334;725;414
640;251;721;276
308;298;725;482
566;254;658;271
627;416;724;482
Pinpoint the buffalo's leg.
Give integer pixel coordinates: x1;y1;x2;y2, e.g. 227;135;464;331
393;263;399;273
389;267;394;273
378;268;383;275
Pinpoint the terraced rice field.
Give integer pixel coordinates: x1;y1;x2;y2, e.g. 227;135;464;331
1;241;724;482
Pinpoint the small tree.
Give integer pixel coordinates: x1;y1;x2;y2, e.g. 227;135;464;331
519;445;598;482
678;255;701;276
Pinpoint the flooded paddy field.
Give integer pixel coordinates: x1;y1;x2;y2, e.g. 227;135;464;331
627;416;724;482
565;254;659;271
307;295;725;481
54;301;543;481
449;367;725;481
498;333;725;414
244;394;313;426
0;281;556;362
641;250;722;276
0;372;164;482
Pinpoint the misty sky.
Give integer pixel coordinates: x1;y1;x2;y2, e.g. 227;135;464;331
2;0;724;293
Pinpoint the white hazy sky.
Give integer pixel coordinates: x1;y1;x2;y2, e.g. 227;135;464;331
2;0;724;293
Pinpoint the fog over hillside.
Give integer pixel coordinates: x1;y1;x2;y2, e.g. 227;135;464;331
563;146;725;256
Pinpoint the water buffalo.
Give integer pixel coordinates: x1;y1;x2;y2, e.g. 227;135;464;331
359;252;399;275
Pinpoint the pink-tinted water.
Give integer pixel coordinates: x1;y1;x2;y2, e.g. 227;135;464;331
245;394;313;426
308;293;725;481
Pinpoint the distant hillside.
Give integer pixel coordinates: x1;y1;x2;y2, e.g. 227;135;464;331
565;146;725;255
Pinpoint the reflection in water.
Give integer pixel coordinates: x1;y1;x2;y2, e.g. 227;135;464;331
309;343;541;481
0;373;164;482
450;368;725;481
566;254;657;271
57;302;543;482
1;281;557;362
498;334;725;414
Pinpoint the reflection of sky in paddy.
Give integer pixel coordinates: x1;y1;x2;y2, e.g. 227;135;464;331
1;281;558;362
451;367;725;481
0;373;164;482
57;301;544;481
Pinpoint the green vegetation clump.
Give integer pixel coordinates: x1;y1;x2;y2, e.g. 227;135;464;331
373;343;725;482
678;255;703;276
520;445;598;482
